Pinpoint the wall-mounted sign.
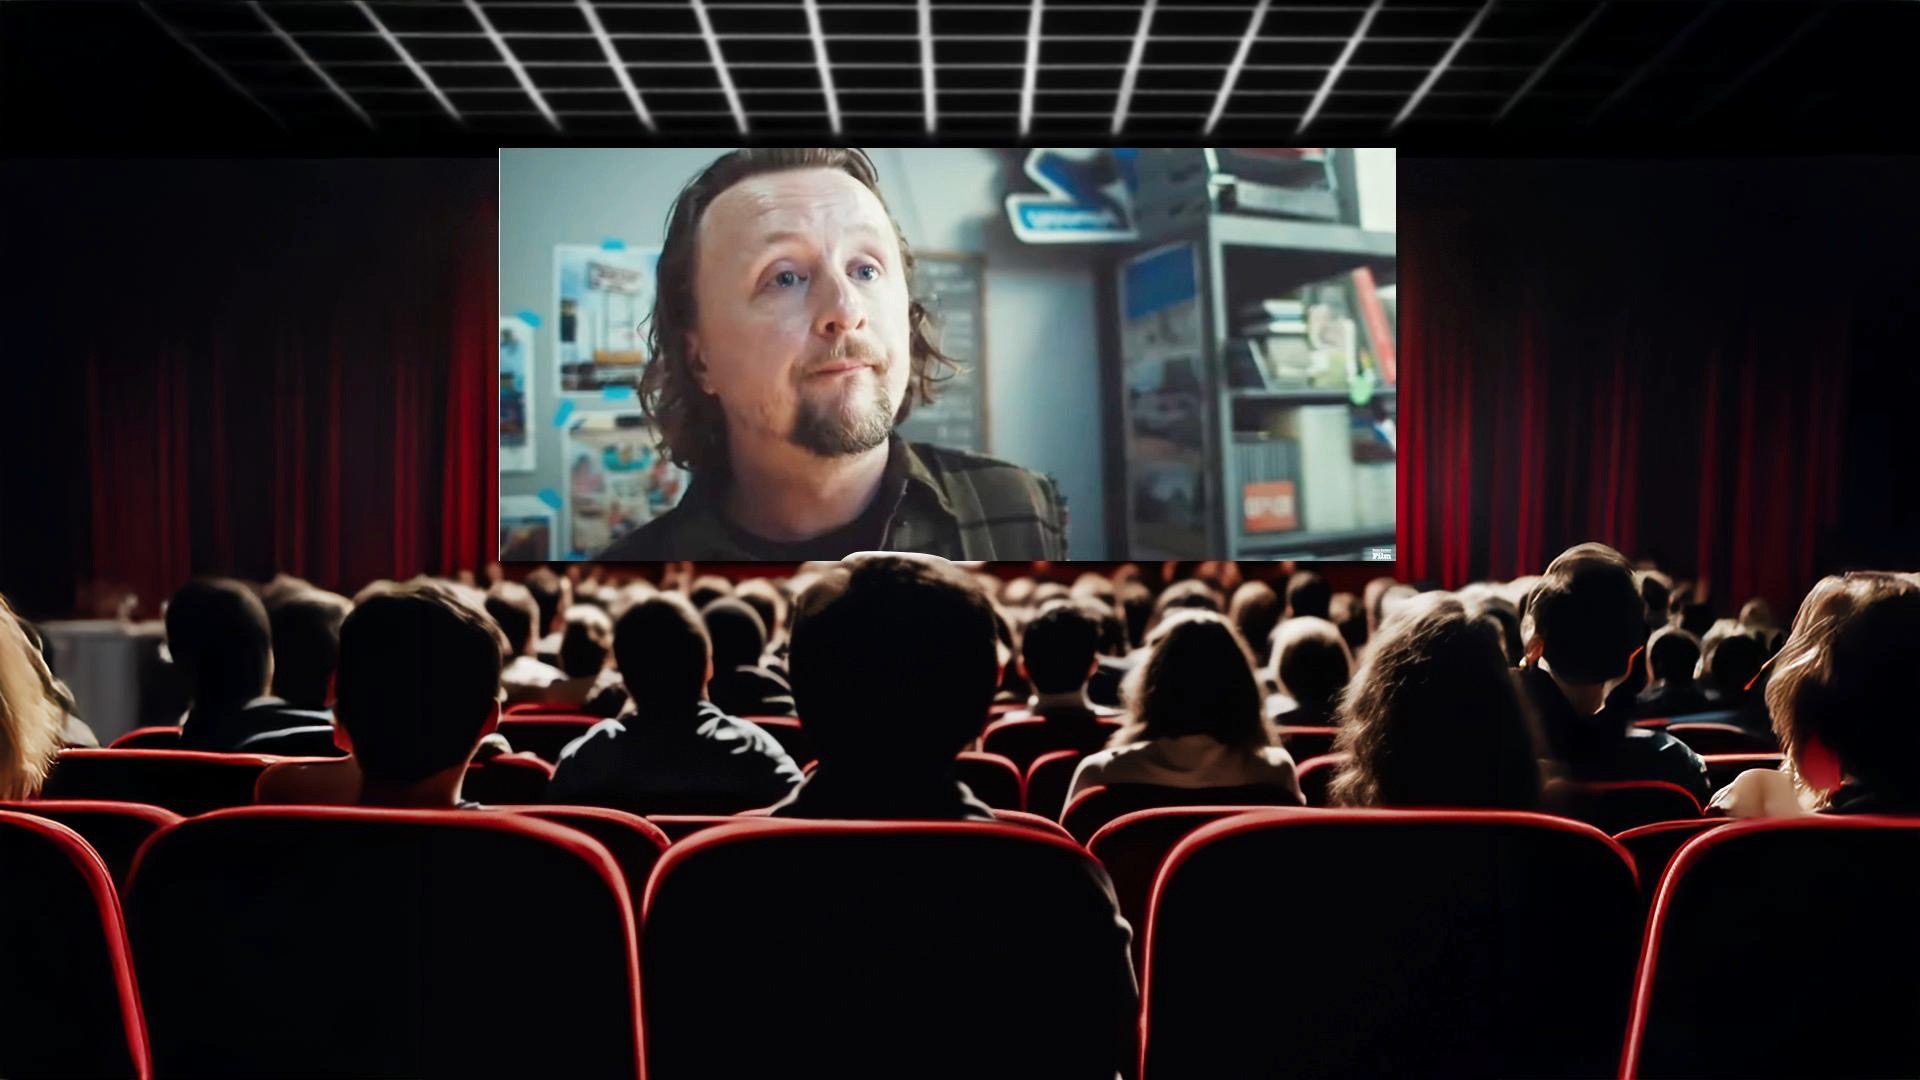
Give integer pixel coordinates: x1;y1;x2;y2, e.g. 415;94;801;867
1005;149;1139;244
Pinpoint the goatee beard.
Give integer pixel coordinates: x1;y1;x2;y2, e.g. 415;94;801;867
790;375;894;458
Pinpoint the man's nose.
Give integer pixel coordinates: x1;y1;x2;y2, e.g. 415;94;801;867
813;271;866;338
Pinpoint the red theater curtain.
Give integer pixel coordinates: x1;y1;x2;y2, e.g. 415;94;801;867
78;167;496;615
1396;208;1851;616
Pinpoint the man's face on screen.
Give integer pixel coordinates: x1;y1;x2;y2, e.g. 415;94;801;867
688;167;913;462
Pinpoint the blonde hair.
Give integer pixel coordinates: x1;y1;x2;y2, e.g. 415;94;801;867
0;595;66;800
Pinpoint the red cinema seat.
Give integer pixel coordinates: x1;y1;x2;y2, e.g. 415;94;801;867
1612;818;1728;909
648;809;1073;845
109;727;183;750
1088;806;1259;970
125;807;642;1079
495;716;597;763
39;750;285;816
640;820;1135;1079
1063;782;1303;844
1545;780;1703;835
499;806;669;905
1624;817;1920;1078
980;714;1122;773
1295;751;1350;808
1141;809;1640;1079
0;800;182;888
1276;725;1339;762
505;701;591;716
955;751;1023;811
0;810;150;1080
460;753;555;805
1702;753;1786;793
1024;749;1085;821
1666;721;1777;755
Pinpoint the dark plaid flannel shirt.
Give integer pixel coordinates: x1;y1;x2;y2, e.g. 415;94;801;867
596;436;1068;561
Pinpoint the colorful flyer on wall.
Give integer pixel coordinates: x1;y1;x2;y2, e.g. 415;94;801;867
561;411;688;559
553;243;660;399
499;316;536;474
498;495;557;561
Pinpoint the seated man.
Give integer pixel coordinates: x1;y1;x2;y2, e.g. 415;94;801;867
1266;616;1352;726
169;578;324;751
546;594;802;814
542;604;627;714
981;600;1121;771
1632;626;1716;719
486;582;566;705
700;597;797;718
256;582;509;808
265;587;352;712
1517;544;1712;806
767;554;1019;820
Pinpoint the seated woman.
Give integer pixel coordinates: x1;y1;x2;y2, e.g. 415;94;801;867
1068;609;1302;802
1330;593;1546;810
0;592;66;799
1710;571;1920;818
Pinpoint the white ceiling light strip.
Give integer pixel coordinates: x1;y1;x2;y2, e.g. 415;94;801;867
1019;0;1044;135
353;0;462;125
137;2;285;127
1110;0;1157;135
577;0;656;131
1684;3;1830;125
1587;0;1724;124
919;0;937;133
1495;0;1606;122
1391;0;1494;131
463;0;562;131
1203;0;1268;134
249;0;374;128
688;0;750;133
1298;0;1382;134
803;0;843;134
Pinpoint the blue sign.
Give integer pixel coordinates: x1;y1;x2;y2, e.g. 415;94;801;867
1005;148;1139;244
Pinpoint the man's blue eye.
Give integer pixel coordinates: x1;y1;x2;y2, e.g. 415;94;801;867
772;270;803;288
853;264;881;282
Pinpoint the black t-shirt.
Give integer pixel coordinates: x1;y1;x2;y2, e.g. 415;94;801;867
1518;665;1715;806
715;439;911;560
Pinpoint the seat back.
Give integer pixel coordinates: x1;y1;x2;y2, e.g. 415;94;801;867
640;820;1134;1079
1625;817;1920;1079
1702;752;1785;793
499;806;669;906
461;753;555;804
1;800;182;888
648;809;1072;844
125;807;641;1079
1024;749;1086;820
496;716;597;763
504;702;592;716
1063;782;1301;844
1666;721;1776;755
1088;806;1258;971
1142;809;1640;1079
955;751;1023;811
40;750;283;816
1546;779;1702;834
979;716;1121;773
0;810;150;1080
1276;725;1340;761
1295;751;1350;807
1612;818;1727;909
109;726;183;750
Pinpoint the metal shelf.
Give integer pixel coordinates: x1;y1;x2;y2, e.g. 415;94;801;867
1231;388;1398;406
1235;527;1397;559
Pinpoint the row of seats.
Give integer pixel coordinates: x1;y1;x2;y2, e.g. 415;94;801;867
4;805;1908;1078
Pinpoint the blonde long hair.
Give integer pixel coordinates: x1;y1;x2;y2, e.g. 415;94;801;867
0;594;65;800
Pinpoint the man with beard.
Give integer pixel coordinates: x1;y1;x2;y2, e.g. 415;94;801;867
597;148;1067;560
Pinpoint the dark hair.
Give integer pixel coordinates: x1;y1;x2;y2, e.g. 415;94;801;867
1112;610;1269;752
1228;581;1283;660
483;582;540;657
1767;573;1920;804
165;578;273;705
1637;570;1673;630
522;567;563;638
638;148;958;474
1327;592;1368;652
1523;543;1647;685
733;578;789;643
1645;625;1702;684
1701;622;1764;701
614;594;711;707
679;574;725;608
1285;571;1332;622
1271;617;1353;713
1021;602;1101;694
789;555;996;769
1677;601;1716;639
557;604;614;679
1331;593;1544;810
334;584;505;784
1460;587;1524;666
701;597;768;671
268;590;352;709
1118;581;1152;652
1088;600;1128;656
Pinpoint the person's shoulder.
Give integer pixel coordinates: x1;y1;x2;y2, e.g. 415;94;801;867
595;509;687;560
554;716;630;762
910;443;1061;503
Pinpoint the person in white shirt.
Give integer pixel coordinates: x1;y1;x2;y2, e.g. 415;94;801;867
1069;608;1302;802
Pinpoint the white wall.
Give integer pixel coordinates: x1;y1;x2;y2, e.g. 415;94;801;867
498;147;1112;557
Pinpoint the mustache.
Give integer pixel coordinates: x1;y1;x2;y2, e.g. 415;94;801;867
803;340;887;376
